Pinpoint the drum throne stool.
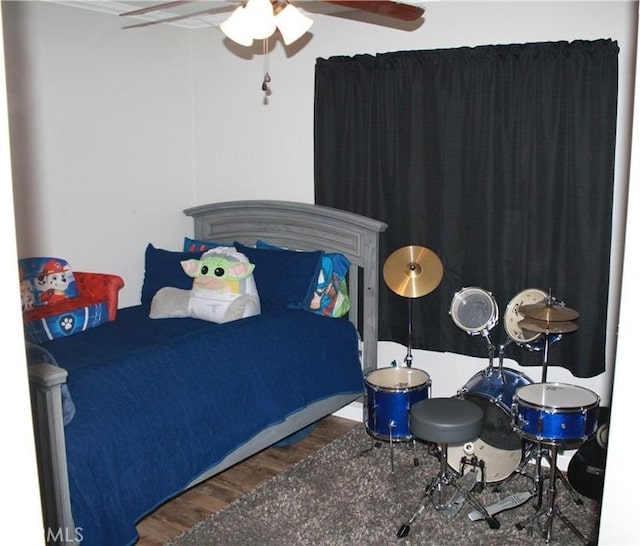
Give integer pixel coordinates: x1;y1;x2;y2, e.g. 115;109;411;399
397;397;500;538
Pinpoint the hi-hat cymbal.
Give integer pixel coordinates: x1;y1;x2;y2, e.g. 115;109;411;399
519;302;580;322
383;245;444;298
519;318;579;334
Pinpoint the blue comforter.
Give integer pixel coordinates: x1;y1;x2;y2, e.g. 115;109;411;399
42;306;363;545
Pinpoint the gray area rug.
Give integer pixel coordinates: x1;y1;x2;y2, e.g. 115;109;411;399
170;426;600;545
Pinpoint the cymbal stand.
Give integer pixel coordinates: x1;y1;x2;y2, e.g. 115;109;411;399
541;333;551;383
405;298;414;368
515;443;593;545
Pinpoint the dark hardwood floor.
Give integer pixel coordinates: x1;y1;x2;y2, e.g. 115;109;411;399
135;416;359;545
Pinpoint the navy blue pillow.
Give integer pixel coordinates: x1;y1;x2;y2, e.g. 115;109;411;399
141;244;200;307
234;242;323;313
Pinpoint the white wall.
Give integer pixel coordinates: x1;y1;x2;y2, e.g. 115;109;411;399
599;12;640;542
2;1;637;543
4;1;196;307
0;7;46;543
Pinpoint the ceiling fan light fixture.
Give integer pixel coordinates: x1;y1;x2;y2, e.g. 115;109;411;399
244;0;277;40
220;6;254;46
275;3;313;45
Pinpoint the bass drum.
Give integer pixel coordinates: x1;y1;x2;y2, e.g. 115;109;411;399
448;367;532;483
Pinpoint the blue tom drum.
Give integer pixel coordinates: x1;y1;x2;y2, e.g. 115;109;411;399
512;382;600;445
364;367;430;441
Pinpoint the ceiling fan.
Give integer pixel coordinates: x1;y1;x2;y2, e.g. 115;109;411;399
119;1;426;42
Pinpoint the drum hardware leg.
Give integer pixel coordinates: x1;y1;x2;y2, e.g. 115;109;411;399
357;431;377;457
482;331;495;370
386;420;400;472
515;444;593;545
514;441;583;507
397;444;499;538
497;340;511;377
554;463;584;505
533;442;546;510
506;442;552;510
359;428;420;471
498;438;584;510
411;438;420;467
389;428;395;472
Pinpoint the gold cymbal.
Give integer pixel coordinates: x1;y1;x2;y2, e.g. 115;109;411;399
519;302;580;322
383;245;444;298
519;318;579;334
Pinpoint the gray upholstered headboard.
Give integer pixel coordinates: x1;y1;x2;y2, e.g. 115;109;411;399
183;200;388;373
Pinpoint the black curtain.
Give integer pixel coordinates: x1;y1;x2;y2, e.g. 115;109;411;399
314;40;618;378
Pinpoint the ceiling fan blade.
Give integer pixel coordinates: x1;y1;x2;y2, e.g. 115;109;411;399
119;1;195;17
122;6;225;29
321;0;424;22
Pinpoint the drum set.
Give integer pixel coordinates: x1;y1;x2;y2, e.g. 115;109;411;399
447;286;599;544
363;278;600;544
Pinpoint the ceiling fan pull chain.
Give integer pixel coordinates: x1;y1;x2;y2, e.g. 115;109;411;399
261;72;271;92
261;38;272;99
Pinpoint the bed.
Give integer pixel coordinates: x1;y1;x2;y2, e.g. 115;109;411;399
27;200;387;545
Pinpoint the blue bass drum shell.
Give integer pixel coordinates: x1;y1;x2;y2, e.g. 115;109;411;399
457;367;533;451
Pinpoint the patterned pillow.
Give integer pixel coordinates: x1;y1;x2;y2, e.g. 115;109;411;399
255;240;351;318
310;253;351;318
19;257;79;312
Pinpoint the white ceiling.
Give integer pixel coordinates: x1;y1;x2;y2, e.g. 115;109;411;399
49;0;428;31
50;1;241;29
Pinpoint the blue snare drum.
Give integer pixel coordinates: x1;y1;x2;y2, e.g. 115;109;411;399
512;382;600;445
364;367;430;441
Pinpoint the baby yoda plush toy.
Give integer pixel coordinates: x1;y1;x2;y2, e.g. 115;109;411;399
182;247;260;323
149;247;260;323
